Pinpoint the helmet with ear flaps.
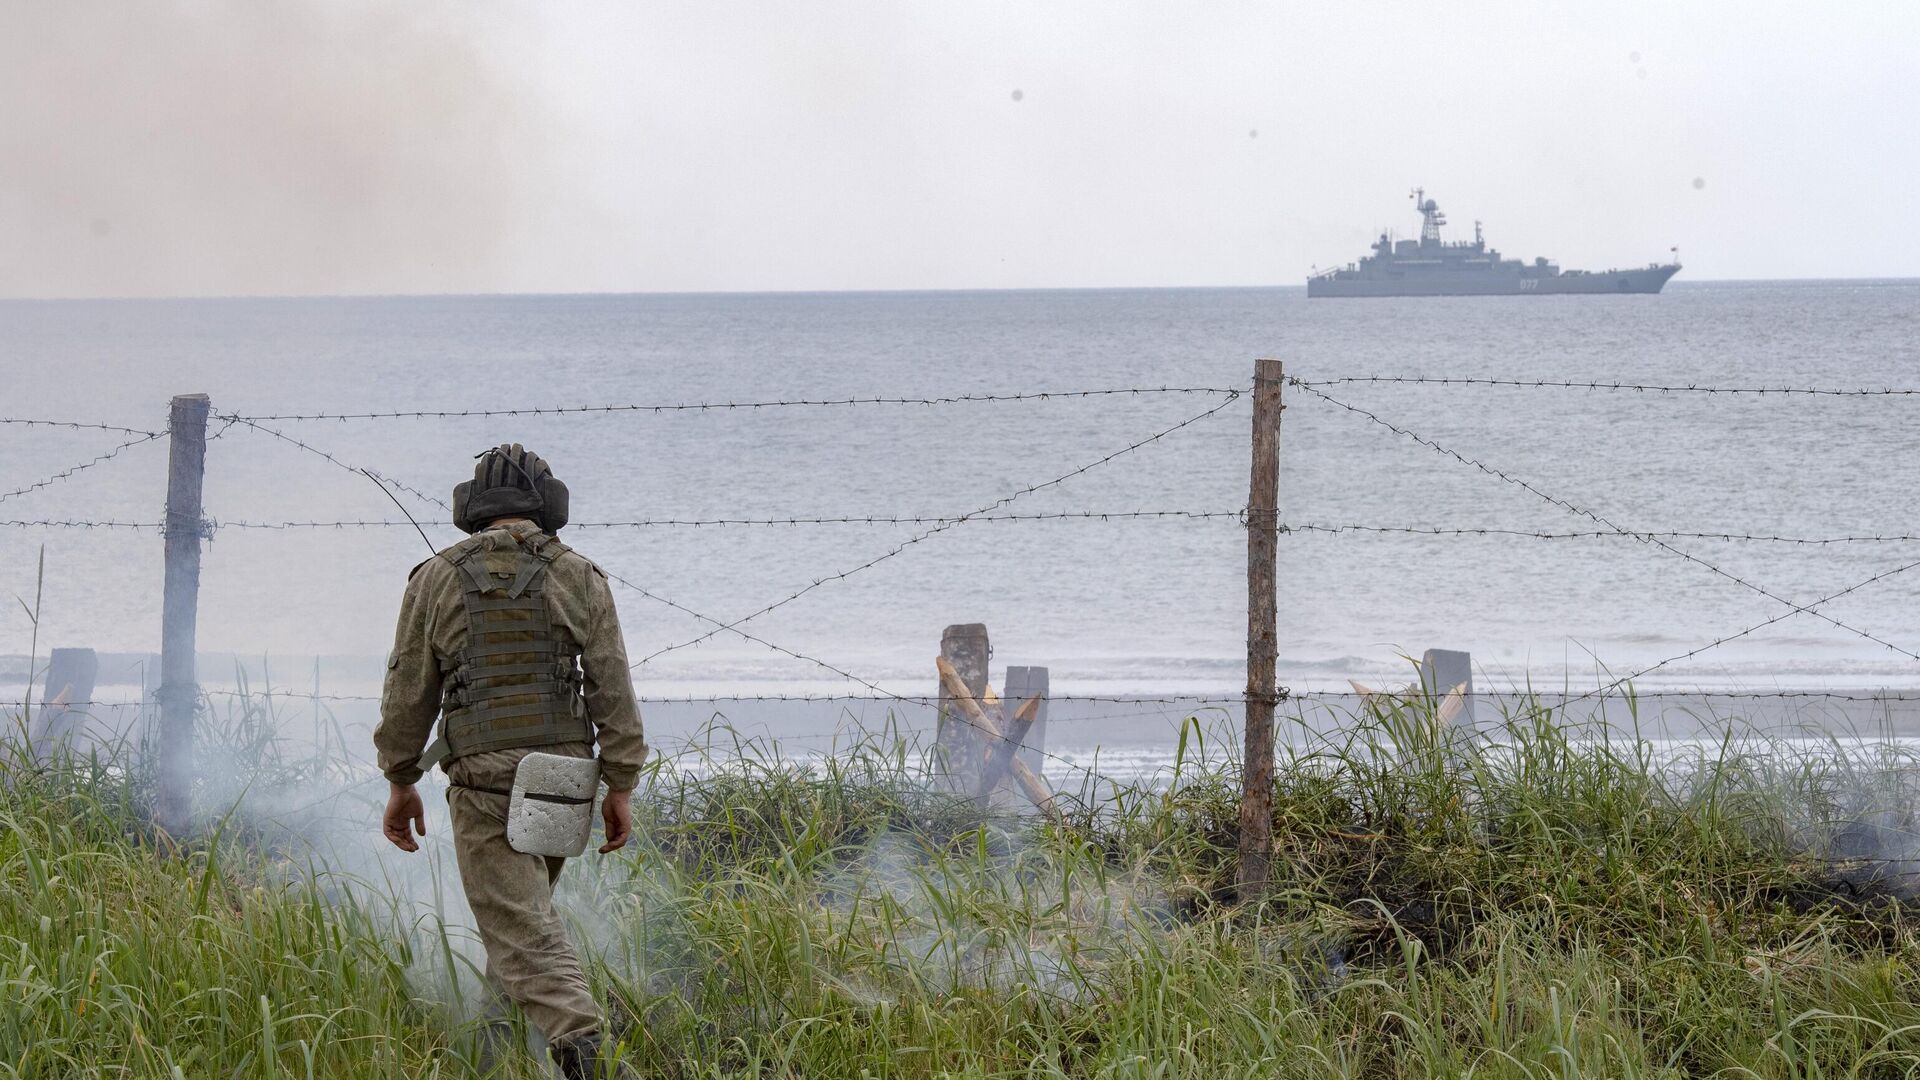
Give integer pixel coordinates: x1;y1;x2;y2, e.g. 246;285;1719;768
451;443;570;534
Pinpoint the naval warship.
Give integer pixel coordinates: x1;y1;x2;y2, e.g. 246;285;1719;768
1308;190;1681;297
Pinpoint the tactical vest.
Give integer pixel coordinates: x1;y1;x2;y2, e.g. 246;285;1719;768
427;530;594;767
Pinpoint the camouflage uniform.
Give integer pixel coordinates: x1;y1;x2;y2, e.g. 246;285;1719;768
374;519;646;1045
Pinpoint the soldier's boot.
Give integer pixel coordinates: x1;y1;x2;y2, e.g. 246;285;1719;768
471;1018;519;1076
550;1033;640;1080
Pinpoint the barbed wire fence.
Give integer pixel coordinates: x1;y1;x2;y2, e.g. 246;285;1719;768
11;370;1920;873
20;687;1920;710
0;383;1267;831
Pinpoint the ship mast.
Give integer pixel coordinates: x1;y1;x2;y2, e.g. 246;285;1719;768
1410;187;1446;244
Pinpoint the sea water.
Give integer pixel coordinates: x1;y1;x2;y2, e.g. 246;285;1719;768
5;281;1920;757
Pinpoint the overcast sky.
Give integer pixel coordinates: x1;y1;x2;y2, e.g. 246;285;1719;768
2;2;1913;298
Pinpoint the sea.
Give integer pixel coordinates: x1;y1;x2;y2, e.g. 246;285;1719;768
6;281;1920;771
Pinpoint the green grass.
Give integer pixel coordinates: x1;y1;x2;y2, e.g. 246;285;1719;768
7;690;1920;1077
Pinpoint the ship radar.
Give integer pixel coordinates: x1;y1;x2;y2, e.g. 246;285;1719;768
1410;187;1447;244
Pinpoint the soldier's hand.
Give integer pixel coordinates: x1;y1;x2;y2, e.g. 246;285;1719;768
383;783;427;852
599;788;633;854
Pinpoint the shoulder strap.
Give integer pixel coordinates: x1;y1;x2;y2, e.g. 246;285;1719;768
445;536;554;599
524;532;572;563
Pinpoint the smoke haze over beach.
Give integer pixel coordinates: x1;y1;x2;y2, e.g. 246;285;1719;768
1;1;1915;299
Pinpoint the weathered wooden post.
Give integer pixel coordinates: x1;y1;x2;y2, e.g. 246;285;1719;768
1237;359;1283;900
936;623;991;793
1002;665;1049;779
938;659;1057;818
29;647;98;760
157;393;210;839
977;665;1048;805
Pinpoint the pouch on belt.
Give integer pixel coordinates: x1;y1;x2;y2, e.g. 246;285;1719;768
506;752;602;858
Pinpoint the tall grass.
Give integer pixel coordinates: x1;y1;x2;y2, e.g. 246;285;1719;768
6;690;1920;1077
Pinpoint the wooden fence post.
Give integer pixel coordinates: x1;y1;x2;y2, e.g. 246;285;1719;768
936;623;991;793
29;647;97;761
157;393;210;839
1237;359;1283;900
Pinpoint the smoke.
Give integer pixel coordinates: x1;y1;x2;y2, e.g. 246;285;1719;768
47;699;1188;1054
1807;762;1920;901
810;828;1172;1003
140;691;502;1040
0;2;555;299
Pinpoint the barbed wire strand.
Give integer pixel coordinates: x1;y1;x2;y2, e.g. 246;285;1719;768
1281;523;1920;545
20;516;1920;549
27;689;1920;712
642;694;1249;709
2;520;163;530
186;687;1251;707
1289;378;1920;663
1298;376;1920;397
204;510;1241;530
0;417;163;436
217;415;452;511
183;688;1920;704
0;430;169;506
580;509;1243;528
1;700;146;710
113;686;1920;706
633;391;1245;668
1558;554;1920;708
1311;689;1920;703
224;386;1244;423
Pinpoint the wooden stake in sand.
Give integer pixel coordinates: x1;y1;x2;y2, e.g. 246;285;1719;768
936;656;1057;819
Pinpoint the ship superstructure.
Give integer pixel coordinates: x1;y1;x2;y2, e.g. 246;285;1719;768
1308;190;1680;297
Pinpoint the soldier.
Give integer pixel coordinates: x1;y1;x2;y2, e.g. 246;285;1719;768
374;444;647;1079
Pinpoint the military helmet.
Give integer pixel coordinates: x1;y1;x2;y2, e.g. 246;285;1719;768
452;443;570;534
